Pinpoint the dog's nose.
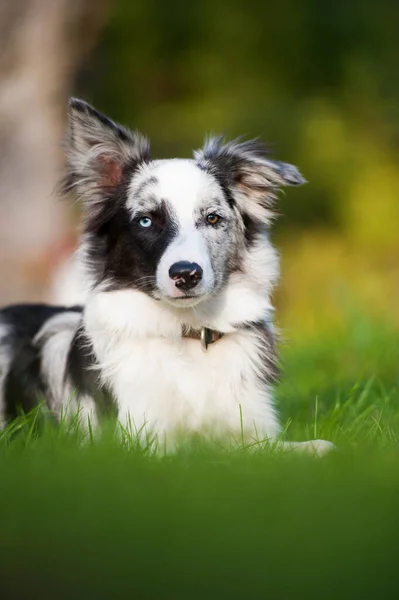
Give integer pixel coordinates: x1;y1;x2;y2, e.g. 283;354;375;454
169;261;203;290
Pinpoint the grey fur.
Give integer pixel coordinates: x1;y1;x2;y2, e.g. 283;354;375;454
61;98;151;229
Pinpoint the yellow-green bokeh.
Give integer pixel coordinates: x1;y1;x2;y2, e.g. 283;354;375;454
78;0;399;336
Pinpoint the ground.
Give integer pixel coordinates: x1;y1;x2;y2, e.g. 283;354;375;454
1;315;398;599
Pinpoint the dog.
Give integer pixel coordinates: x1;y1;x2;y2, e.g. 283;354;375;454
0;98;334;455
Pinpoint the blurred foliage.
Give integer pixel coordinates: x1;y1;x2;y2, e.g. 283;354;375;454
76;0;399;333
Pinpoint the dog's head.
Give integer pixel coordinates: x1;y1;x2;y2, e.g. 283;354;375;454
63;99;305;308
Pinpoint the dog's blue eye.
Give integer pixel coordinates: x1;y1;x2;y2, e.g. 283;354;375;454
139;217;152;228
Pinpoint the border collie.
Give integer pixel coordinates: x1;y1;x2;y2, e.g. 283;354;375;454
0;99;333;455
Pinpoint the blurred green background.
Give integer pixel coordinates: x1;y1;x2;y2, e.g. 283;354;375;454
74;0;399;338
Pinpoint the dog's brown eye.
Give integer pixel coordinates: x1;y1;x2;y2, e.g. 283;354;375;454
206;213;220;225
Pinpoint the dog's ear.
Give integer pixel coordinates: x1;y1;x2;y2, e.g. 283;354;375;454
62;98;150;206
195;137;305;221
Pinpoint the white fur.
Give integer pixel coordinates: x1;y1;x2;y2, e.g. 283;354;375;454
83;287;335;455
156;224;214;300
0;321;12;428
50;252;88;306
35;311;97;427
279;440;336;456
127;159;220;219
84;288;280;449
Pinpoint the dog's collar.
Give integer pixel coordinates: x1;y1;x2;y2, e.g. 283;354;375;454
183;327;224;352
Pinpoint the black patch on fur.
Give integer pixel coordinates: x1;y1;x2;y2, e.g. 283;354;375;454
1;304;81;340
82;171;128;234
1;304;82;420
242;213;266;248
67;328;116;416
4;338;45;420
197;162;236;210
0;303;116;422
67;327;97;394
85;192;179;293
236;320;279;384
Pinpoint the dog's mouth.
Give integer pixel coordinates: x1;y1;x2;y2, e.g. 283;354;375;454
162;293;205;307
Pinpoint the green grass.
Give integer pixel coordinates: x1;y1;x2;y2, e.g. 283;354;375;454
1;317;399;599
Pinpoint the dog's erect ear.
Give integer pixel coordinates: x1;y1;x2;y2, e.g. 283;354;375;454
194;137;305;221
62;98;150;206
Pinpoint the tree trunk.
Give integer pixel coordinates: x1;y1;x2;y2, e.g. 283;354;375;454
0;0;106;305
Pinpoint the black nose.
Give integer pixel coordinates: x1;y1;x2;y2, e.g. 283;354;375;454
169;261;203;291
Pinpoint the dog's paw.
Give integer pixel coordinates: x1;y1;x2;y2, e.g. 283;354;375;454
279;439;336;457
298;439;336;457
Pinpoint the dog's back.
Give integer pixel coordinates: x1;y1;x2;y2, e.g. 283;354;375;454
0;304;82;422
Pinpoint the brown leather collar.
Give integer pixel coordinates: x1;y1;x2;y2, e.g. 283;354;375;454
182;327;224;351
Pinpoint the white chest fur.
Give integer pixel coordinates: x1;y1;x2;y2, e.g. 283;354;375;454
84;290;280;447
